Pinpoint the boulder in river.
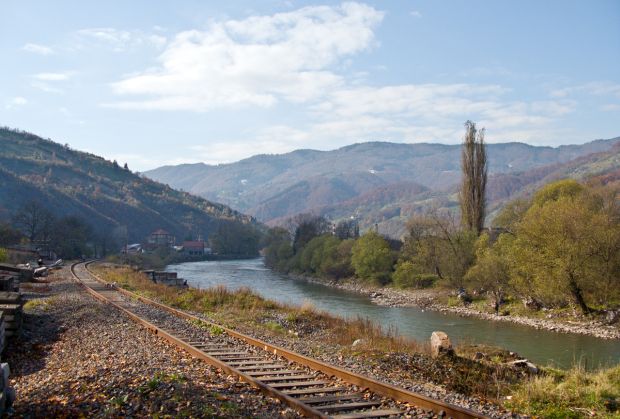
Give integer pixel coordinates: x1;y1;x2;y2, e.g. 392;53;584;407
430;331;453;358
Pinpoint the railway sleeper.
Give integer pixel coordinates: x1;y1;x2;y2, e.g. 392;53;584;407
228;360;285;366
330;409;404;419
268;380;331;389
245;369;302;376
298;393;364;405
255;374;317;383
283;386;349;396
315;401;382;413
235;364;287;371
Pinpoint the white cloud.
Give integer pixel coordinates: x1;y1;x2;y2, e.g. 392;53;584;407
601;103;620;112
31;81;64;94
33;72;74;81
30;72;74;94
75;27;167;52
107;2;384;110
22;43;54;55
410;10;422;18
4;97;28;109
551;81;620;99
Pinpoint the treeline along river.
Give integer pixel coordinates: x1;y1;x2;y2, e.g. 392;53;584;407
167;258;619;369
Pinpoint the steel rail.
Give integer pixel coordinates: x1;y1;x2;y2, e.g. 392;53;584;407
70;262;328;419
80;261;487;419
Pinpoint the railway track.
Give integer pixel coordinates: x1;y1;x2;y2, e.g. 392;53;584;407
70;261;486;419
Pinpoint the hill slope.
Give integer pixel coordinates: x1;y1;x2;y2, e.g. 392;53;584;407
146;137;620;228
0;128;258;243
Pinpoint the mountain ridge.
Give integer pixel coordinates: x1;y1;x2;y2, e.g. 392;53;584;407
145;137;620;234
0;127;260;245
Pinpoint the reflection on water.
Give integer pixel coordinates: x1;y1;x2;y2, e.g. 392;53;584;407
167;258;620;369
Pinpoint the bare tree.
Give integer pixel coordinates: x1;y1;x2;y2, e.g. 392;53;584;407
459;121;488;232
289;214;331;252
13;200;48;242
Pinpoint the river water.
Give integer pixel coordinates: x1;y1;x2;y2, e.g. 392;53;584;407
167;258;619;369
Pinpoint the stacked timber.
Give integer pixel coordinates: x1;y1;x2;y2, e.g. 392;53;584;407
0;275;17;293
142;270;188;288
0;312;5;353
0;263;32;284
0;293;24;339
0;362;15;414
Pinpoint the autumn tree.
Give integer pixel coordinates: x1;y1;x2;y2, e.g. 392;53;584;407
459;121;488;232
401;211;476;287
508;179;620;315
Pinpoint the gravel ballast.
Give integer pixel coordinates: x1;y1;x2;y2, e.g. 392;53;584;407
6;267;299;418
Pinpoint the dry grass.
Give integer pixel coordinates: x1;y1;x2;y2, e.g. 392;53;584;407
507;364;620;418
93;265;426;355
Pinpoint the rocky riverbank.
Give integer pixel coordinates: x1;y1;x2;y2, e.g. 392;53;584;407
6;267;298;418
299;275;620;340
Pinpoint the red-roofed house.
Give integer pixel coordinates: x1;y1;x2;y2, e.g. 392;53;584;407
182;240;205;256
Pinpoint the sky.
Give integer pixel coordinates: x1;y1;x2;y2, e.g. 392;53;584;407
1;1;619;171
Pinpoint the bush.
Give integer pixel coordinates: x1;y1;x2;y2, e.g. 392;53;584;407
351;232;394;284
0;248;7;263
393;261;438;288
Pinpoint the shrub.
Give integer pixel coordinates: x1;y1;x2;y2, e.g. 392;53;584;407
393;261;438;288
351;232;394;284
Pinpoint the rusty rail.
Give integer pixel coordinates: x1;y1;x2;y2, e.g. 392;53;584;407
74;261;487;419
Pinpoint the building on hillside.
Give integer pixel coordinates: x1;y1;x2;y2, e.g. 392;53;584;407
146;229;175;248
182;240;206;256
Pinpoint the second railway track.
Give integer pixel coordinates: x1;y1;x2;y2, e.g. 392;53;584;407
70;261;486;419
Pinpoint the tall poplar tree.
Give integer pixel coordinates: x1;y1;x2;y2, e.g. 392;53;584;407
459;121;488;233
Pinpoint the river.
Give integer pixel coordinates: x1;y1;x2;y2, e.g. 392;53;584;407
167;258;619;369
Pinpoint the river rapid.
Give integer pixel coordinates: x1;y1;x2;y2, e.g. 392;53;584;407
167;258;619;369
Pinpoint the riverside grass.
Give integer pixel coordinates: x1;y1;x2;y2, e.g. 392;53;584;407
93;265;424;354
94;265;620;417
507;364;620;418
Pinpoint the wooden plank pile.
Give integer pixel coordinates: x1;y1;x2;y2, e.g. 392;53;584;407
0;362;15;414
0;266;21;414
0;293;23;341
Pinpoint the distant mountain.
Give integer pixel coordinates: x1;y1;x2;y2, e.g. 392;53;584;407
145;137;620;236
486;141;620;210
0;128;258;243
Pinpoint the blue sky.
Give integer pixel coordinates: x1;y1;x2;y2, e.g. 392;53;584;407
1;1;619;170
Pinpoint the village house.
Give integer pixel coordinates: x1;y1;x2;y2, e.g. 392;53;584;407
146;229;175;249
182;240;206;256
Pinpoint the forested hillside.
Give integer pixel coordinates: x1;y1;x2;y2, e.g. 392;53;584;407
146;138;620;236
0;128;260;249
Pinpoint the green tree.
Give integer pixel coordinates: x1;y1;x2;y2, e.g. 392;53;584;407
509;180;620;314
0;248;7;263
392;260;438;289
263;227;293;271
351;232;393;284
209;221;261;256
465;233;512;314
459;121;488;232
492;198;529;233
